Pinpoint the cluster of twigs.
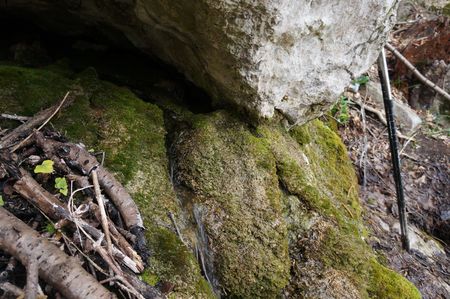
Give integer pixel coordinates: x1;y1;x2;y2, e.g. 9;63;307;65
0;93;162;299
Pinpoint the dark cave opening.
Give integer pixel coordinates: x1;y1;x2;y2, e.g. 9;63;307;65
0;12;215;114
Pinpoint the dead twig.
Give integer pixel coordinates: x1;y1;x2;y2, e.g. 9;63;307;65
88;239;162;299
10;91;71;153
349;100;412;140
34;134;149;262
0;282;25;297
399;130;419;156
92;169;113;257
168;211;186;245
68;173;143;271
0;113;30;122
358;96;369;192
385;43;450;101
0;92;73;150
34;134;143;231
25;253;39;299
11;167;144;274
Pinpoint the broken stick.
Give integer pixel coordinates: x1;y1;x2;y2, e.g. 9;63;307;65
92;169;113;256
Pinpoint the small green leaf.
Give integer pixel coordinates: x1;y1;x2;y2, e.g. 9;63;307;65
352;75;369;85
0;195;4;207
55;177;68;196
45;222;56;234
34;160;54;174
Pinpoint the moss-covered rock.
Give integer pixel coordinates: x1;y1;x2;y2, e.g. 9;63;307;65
0;64;213;298
0;63;420;299
172;109;420;298
173;111;290;298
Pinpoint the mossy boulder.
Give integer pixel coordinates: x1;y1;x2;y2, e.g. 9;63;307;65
172;110;420;298
0;64;213;298
0;64;420;298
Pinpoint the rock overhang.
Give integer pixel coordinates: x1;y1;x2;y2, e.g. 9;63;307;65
1;0;399;124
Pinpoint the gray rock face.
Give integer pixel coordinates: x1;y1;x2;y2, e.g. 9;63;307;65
2;0;399;123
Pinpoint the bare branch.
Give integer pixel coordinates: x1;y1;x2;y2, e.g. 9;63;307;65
385;43;450;101
0;113;30;122
92;169;113;257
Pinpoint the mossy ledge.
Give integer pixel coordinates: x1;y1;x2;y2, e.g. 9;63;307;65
0;64;420;298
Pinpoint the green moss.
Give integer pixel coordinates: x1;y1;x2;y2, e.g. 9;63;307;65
140;270;160;287
254;119;419;298
143;226;214;298
0;63;419;298
0;65;73;117
444;3;450;16
174;111;289;298
289;123;311;145
368;259;421;299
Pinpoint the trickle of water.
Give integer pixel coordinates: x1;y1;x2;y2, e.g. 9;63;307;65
193;205;221;297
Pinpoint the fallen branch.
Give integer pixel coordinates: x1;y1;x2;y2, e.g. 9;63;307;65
13;168;72;220
34;134;148;261
12;168;144;274
0;91;73;150
67;173;142;268
87;239;162;299
0;207;116;299
10;91;72;153
385;43;450;101
348;100;412;140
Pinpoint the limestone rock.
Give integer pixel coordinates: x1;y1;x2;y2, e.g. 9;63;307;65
363;81;422;133
2;0;398;123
